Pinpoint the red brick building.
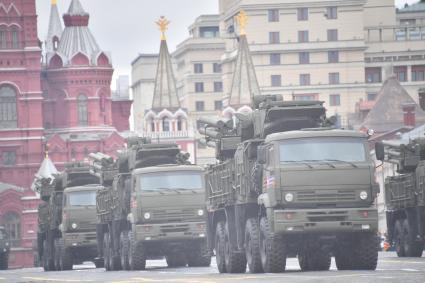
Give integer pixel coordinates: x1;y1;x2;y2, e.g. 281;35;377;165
0;0;131;268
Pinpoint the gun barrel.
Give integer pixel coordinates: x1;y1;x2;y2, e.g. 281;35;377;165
198;117;233;129
199;128;222;139
199;138;216;148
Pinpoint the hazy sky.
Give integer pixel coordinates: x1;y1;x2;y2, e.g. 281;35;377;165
36;0;419;86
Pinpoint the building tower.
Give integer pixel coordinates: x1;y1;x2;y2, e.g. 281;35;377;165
144;17;195;162
45;0;62;61
222;11;260;118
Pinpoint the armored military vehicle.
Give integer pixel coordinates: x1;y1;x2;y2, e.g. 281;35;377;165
35;163;102;271
0;226;10;270
90;137;211;271
200;95;379;273
376;138;425;257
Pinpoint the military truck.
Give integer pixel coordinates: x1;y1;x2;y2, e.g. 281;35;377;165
375;138;425;257
35;163;102;271
0;226;10;270
200;95;379;273
90;137;211;271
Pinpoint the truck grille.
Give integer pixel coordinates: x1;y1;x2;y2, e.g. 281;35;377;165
296;190;357;203
76;221;96;231
151;209;199;222
160;224;190;233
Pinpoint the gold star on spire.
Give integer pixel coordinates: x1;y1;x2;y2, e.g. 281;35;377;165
235;10;248;36
51;0;57;5
156;16;170;41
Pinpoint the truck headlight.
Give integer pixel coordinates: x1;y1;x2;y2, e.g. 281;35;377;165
360;191;368;200
71;223;78;229
144;212;151;220
285;193;294;202
197;209;204;216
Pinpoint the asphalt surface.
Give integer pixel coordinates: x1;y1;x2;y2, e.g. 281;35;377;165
1;252;425;283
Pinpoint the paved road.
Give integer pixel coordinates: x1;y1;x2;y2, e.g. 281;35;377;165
1;252;425;283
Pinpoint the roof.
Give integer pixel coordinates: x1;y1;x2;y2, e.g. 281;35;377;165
133;164;204;175
398;1;425;13
265;129;367;143
361;76;425;132
35;156;58;179
64;185;103;193
45;1;63;54
67;0;88;16
228;35;261;107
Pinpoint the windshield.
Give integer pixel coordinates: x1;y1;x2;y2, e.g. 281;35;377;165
139;171;203;191
279;137;367;163
67;191;97;206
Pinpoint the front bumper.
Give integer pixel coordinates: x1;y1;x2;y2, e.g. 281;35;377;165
63;231;98;248
273;207;378;234
134;221;207;242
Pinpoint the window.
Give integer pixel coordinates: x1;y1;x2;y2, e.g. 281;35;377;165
213;63;222;73
139;171;203;191
365;67;382;83
367;93;377;101
215;100;222;110
268;9;279;22
2;151;16;165
214;81;223;92
412;65;425;82
328;51;339;63
0;28;6;49
150;120;155;132
68;191;96;206
298;30;309;42
162;118;170;132
269;32;280;44
394;66;407;82
271;75;282;87
299;52;310;64
0;85;17;128
329;94;341;106
11;28;19;49
3;212;20;247
300;74;311;86
194;63;203;74
270;53;281;65
327;7;338;19
196;101;205;111
77;94;88;126
177;118;183;131
329;72;340;84
199;26;219;38
298;8;308;21
195;82;204;93
327;29;338;41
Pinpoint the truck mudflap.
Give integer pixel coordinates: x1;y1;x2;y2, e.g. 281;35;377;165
63;231;98;247
134;222;207;242
273;208;378;234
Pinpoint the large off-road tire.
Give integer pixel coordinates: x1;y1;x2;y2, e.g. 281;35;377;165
94;258;104;268
0;253;8;270
352;232;378;270
402;219;424;257
120;231;130;270
298;247;331;271
335;236;354;270
59;242;73;271
215;221;227;273
224;222;246;273
166;253;187;268
43;239;54;272
186;241;211;267
245;218;263;273
128;231;146;270
259;217;286;273
103;232;111;271
394;220;406;257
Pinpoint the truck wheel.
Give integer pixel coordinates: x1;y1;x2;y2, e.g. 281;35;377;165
186;241;211;267
42;239;54;271
59;245;73;271
394;220;406;257
298;247;331;271
166;253;187;268
120;231;130;270
259;217;286;273
245;218;263;273
352;232;378;270
128;231;146;270
215;221;227;273
224;222;246;273
0;253;8;270
103;233;111;271
402;219;423;257
94;258;104;268
335;236;355;270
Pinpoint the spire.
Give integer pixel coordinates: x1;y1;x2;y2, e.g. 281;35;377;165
228;11;261;107
67;0;88;16
45;0;63;53
151;17;180;110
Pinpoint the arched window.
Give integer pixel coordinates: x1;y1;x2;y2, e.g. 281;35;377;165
177;117;183;131
3;212;20;247
11;27;19;49
77;94;88;126
162;117;170;132
0;85;18;128
53;36;59;50
0;26;6;49
150;120;155;132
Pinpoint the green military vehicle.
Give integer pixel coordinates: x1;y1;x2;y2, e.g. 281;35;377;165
200;95;379;273
35;163;102;271
0;226;10;270
375;138;425;257
90;137;211;271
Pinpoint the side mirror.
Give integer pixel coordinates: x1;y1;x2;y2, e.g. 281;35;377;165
257;147;266;164
375;142;385;161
